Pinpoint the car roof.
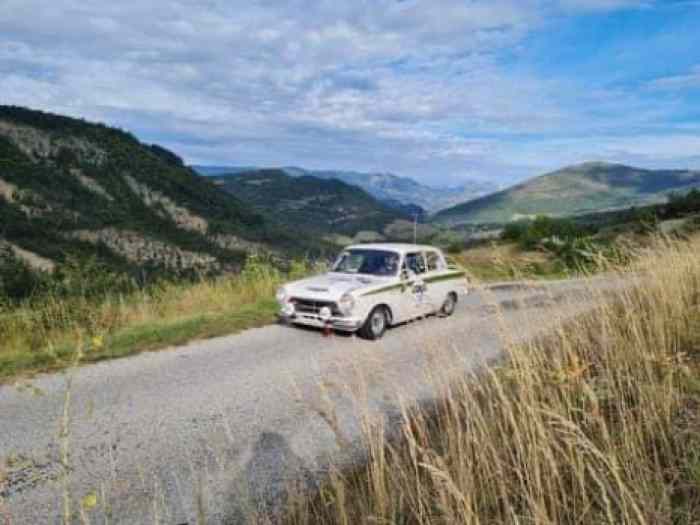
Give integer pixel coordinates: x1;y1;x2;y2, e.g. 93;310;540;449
345;243;441;254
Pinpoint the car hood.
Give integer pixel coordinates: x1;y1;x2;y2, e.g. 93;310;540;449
286;273;392;301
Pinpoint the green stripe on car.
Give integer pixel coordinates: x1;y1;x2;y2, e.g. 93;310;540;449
361;283;409;296
423;271;466;284
361;271;464;296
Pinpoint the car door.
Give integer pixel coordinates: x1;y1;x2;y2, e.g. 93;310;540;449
423;249;448;312
400;252;431;319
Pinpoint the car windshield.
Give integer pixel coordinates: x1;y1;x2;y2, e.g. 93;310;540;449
332;249;400;276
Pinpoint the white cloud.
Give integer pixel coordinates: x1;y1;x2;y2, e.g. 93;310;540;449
0;0;696;185
556;0;652;10
648;65;700;90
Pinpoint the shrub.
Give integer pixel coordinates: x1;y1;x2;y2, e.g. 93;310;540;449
445;241;464;255
500;220;530;242
667;188;700;217
47;256;136;300
0;246;46;301
502;216;593;250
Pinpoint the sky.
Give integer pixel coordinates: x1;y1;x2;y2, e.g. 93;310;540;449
1;0;699;187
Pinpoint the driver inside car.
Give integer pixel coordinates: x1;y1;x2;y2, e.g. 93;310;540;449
380;254;398;276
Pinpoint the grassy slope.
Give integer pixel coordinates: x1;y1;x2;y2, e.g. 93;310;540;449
212;169;408;236
0;258;304;382
0;298;279;381
435;162;700;225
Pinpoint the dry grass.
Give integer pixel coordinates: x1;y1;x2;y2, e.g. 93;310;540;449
453;241;567;282
282;236;700;524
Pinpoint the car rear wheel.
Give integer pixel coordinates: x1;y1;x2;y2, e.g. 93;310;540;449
441;292;457;317
359;306;389;340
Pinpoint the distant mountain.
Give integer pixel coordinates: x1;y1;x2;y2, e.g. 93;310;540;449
193;165;496;213
192;165;257;176
379;199;427;221
0;106;323;280
433;162;700;225
211;169;409;236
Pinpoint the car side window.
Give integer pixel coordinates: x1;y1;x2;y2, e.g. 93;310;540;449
404;252;427;275
425;251;444;272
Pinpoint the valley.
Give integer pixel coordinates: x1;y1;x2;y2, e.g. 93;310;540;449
194;164;496;214
210;169;409;241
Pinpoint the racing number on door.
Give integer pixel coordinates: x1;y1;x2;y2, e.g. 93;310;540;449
405;252;428;308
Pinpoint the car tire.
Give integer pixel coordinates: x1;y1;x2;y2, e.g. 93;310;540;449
440;292;457;317
359;306;389;340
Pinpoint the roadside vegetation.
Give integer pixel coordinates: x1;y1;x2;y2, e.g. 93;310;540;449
0;254;316;382
2;191;699;382
281;234;700;524
455;190;700;281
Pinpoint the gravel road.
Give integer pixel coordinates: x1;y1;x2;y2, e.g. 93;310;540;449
0;277;621;524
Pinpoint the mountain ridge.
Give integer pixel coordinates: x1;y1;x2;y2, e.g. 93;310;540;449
434;162;700;225
210;169;409;237
193;165;496;213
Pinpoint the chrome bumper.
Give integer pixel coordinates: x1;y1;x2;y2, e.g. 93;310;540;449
280;312;362;332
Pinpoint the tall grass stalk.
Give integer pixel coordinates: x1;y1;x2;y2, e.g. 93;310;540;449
284;237;700;524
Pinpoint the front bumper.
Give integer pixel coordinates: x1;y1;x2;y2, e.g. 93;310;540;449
279;311;363;332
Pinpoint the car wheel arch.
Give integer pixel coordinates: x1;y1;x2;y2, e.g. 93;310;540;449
370;303;393;326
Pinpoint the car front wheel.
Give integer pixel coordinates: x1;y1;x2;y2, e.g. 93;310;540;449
441;292;457;317
359;306;389;340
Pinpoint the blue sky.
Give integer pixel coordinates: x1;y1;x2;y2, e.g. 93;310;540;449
1;0;699;186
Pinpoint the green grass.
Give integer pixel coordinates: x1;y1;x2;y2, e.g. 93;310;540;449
0;298;279;382
103;298;278;357
0;256;313;382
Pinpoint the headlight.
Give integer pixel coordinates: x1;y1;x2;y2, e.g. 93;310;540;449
338;293;355;315
276;286;288;304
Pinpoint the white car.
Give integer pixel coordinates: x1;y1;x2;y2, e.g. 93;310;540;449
276;243;468;339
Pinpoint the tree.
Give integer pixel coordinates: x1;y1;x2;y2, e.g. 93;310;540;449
0;245;43;301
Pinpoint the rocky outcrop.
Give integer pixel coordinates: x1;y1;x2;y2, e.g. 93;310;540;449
67;228;219;271
70;168;113;201
124;175;208;234
0;177;18;202
0;120;106;165
0;177;56;219
0;240;55;272
212;234;267;254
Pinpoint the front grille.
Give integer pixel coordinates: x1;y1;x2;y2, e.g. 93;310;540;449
291;298;341;316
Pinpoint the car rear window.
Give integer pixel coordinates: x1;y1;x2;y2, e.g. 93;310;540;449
426;251;443;271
